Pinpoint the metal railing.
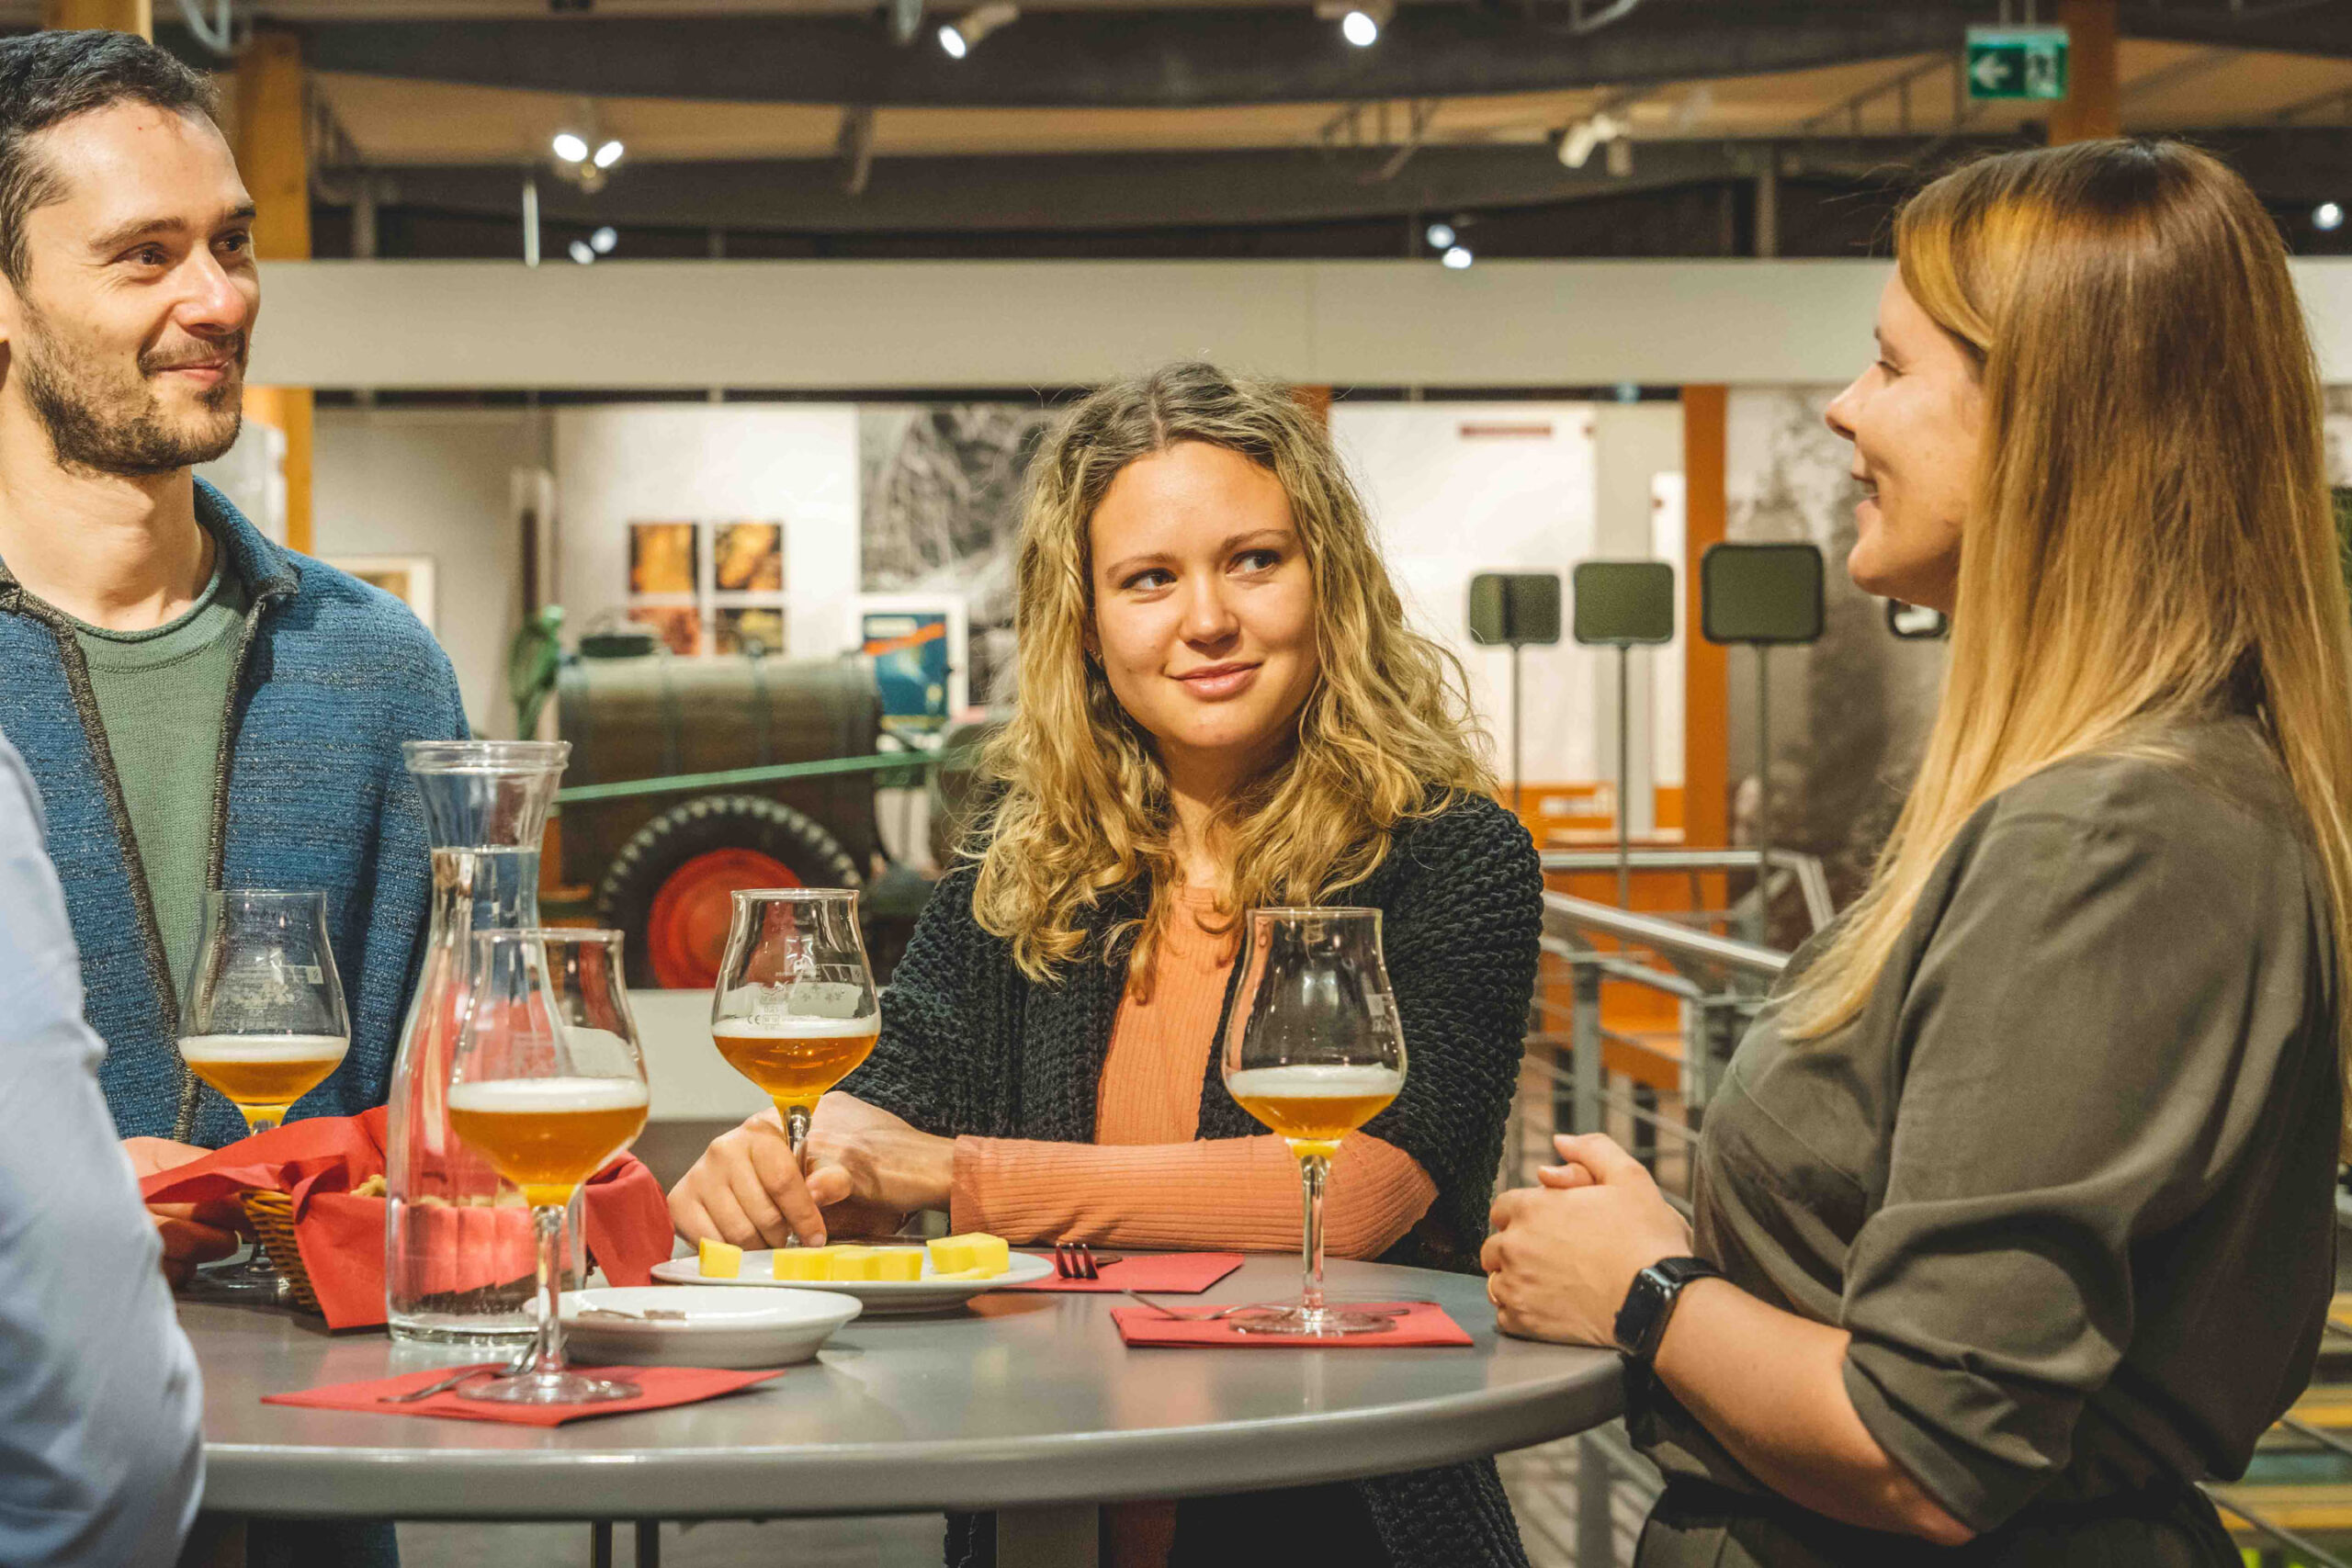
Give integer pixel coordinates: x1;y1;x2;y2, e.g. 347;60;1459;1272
1538;848;1837;936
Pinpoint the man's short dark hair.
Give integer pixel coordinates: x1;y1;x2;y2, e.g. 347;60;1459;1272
0;31;220;288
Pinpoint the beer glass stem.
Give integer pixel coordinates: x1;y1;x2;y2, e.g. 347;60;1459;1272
784;1102;813;1156
243;1111;282;1135
1297;1150;1331;1314
527;1202;568;1377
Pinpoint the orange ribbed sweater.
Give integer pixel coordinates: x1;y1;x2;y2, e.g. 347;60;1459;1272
947;884;1437;1255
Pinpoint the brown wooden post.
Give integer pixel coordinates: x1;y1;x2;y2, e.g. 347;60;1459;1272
1291;384;1333;426
233;28;313;553
40;0;151;35
2051;0;2121;143
1680;386;1729;850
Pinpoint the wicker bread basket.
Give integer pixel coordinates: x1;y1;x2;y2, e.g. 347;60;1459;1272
236;1190;322;1314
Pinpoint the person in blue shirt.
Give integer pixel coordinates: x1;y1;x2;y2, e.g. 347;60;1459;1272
0;732;202;1568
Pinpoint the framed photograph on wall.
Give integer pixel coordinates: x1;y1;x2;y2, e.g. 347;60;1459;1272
713;522;786;592
628;604;702;656
858;592;969;733
628;521;698;597
332;554;438;633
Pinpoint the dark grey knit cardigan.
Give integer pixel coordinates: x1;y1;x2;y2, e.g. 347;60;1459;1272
842;790;1544;1568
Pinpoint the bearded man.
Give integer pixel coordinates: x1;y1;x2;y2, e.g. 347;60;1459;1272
0;32;465;1286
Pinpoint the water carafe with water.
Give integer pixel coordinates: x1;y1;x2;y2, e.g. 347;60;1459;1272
385;739;578;1344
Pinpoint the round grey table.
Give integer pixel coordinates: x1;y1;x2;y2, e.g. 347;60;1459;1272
191;1256;1623;1566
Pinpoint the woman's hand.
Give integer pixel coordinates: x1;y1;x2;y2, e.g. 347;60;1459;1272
1481;1133;1693;1345
668;1093;956;1248
123;1136;245;1289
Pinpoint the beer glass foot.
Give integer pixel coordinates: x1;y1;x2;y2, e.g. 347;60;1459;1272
185;1246;293;1304
458;1369;639;1405
1226;1303;1395;1337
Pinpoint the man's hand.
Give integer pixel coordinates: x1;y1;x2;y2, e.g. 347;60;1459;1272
1481;1133;1693;1345
667;1093;956;1249
123;1137;243;1289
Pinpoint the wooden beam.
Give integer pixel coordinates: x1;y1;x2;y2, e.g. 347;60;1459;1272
1681;386;1728;850
2051;0;2121;143
40;0;150;36
232;28;313;554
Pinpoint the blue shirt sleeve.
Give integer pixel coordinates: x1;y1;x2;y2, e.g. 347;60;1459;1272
0;735;204;1568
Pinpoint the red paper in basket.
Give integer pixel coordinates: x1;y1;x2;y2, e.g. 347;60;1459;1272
264;1363;781;1427
1111;1301;1473;1348
139;1107;674;1329
1000;1252;1245;1294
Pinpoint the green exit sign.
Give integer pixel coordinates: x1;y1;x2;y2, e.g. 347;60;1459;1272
1965;25;2070;101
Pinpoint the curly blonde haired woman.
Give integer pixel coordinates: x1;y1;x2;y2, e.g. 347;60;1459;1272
1485;141;2352;1568
672;362;1544;1568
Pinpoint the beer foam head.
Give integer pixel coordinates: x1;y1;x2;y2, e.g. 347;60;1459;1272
177;1033;350;1064
715;1013;881;1040
447;1077;650;1113
1225;1064;1405;1099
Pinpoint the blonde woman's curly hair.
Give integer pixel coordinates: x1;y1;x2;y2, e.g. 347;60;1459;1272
968;362;1496;987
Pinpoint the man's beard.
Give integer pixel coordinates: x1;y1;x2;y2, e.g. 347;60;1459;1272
17;310;244;478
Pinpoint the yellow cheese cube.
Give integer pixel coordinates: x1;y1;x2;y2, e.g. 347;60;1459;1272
826;1246;880;1280
698;1238;743;1280
872;1248;924;1282
928;1233;1012;1278
772;1246;835;1280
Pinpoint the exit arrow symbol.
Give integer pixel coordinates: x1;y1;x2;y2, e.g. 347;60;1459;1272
1971;50;2012;91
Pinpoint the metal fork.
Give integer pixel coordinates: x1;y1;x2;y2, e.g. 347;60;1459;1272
378;1348;534;1404
1053;1241;1124;1280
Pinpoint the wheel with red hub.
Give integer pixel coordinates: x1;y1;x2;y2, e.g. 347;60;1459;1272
597;794;863;988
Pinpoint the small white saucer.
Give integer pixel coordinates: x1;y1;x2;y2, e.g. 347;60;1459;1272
560;1285;861;1369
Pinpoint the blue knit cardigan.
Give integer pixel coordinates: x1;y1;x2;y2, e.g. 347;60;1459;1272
0;480;467;1146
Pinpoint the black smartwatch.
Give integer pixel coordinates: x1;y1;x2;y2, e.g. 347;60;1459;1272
1612;1257;1725;1363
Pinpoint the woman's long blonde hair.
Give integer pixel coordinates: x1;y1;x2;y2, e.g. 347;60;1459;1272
1782;141;2352;1126
970;362;1494;985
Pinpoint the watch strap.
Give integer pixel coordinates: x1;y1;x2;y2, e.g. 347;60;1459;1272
1612;1256;1725;1363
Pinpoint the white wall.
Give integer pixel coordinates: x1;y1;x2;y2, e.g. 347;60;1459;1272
1333;402;1599;789
552;404;863;661
242;258;2352;390
311;406;548;735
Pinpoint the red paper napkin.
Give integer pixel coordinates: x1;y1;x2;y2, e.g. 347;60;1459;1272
1111;1300;1473;1348
264;1362;781;1427
1000;1251;1245;1294
140;1107;674;1330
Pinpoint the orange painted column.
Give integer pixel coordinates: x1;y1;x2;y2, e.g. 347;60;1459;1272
1291;385;1334;426
234;28;314;554
40;0;150;33
2051;0;2121;143
1681;386;1729;851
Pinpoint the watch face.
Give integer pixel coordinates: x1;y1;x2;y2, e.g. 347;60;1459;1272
1613;1266;1671;1358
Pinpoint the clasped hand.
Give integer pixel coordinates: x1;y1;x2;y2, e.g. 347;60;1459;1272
1481;1133;1694;1345
667;1092;956;1248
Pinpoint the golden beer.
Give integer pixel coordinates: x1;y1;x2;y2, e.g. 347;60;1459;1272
1227;1064;1404;1156
715;1015;881;1116
178;1033;350;1126
447;1077;650;1206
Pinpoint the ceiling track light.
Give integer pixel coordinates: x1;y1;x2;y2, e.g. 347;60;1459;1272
2317;201;2345;232
1315;0;1391;46
938;2;1018;57
1556;109;1626;171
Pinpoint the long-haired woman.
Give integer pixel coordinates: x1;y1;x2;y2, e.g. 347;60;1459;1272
1483;138;2352;1567
672;362;1544;1568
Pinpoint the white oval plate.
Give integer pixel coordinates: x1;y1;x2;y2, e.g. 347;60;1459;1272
649;1247;1055;1314
560;1284;861;1368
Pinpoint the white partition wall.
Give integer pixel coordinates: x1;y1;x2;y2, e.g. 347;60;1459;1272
1332;402;1600;796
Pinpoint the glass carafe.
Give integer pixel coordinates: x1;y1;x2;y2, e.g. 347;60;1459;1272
385;739;578;1345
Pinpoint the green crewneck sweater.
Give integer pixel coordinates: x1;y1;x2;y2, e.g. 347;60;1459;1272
62;545;248;1002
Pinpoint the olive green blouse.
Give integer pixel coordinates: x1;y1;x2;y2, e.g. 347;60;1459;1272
1633;716;2341;1562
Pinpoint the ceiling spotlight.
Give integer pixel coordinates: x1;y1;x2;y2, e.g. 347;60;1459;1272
590;226;617;254
938;2;1017;57
1442;244;1474;269
2319;201;2345;232
593;138;625;170
568;239;595;265
1341;8;1379;44
1557;110;1624;171
1425;221;1455;250
551;131;589;164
